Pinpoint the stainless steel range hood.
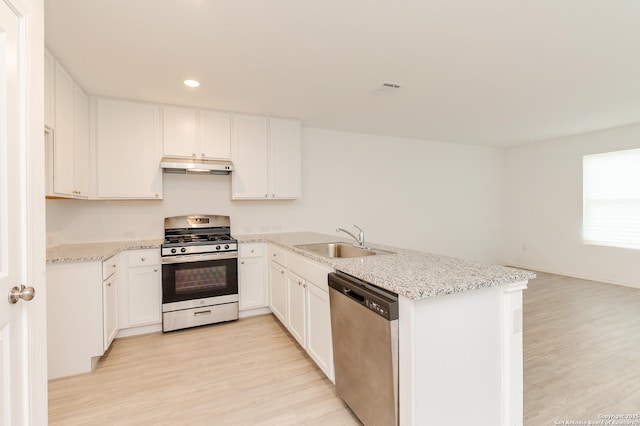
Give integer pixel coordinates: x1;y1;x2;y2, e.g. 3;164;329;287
161;158;233;175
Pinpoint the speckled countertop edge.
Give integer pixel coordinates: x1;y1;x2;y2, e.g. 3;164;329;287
235;232;536;301
46;239;164;264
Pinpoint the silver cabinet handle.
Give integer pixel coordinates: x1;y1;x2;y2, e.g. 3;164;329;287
241;261;245;265
106;282;112;287
141;257;146;261
154;268;158;272
251;249;254;253
281;270;284;274
8;285;35;304
112;264;116;268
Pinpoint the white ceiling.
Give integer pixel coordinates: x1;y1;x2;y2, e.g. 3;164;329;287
45;0;640;147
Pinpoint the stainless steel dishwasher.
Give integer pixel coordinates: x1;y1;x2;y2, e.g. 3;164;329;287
328;271;399;426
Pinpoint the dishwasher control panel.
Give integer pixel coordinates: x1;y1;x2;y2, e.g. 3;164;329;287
366;300;388;317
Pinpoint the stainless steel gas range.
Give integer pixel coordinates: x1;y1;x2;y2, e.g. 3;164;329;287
161;214;238;332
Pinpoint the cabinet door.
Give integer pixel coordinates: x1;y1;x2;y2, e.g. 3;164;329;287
53;61;75;196
306;283;334;381
128;265;161;326
268;260;287;324
103;274;118;351
269;118;301;199
44;49;55;129
163;105;198;158
287;271;306;347
96;98;162;199
200;109;231;160
232;114;269;199
73;85;89;198
239;256;267;310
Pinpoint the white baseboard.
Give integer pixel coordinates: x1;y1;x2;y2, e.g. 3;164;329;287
239;307;271;318
116;323;162;338
506;262;640;290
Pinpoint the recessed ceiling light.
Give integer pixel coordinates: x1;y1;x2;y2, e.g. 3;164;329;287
184;79;200;88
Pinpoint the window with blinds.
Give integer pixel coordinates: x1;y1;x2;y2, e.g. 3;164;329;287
583;148;640;249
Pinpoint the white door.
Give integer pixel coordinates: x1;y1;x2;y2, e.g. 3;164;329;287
0;1;46;424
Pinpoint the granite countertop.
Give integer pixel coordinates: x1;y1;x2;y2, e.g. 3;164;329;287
235;232;535;300
46;239;164;264
46;232;535;301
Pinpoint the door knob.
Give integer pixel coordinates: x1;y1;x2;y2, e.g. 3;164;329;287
8;285;36;304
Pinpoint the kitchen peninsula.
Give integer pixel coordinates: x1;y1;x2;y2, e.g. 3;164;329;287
236;232;534;426
47;231;533;426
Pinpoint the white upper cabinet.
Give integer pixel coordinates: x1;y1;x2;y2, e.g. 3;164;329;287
73;85;89;197
269;118;302;199
232;115;269;198
162;106;231;160
44;49;55;129
162;106;197;158
52;62;74;196
49;59;89;199
200;109;232;160
95;98;163;199
231;115;301;200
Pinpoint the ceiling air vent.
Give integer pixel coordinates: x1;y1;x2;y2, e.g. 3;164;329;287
370;82;403;96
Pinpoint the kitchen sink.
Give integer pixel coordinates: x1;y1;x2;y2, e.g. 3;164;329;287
295;242;393;258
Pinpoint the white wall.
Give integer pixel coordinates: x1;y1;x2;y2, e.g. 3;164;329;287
503;123;640;288
47;127;506;263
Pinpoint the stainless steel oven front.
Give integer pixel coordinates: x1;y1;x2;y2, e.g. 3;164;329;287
161;252;239;332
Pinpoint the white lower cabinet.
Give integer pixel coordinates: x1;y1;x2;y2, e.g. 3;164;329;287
102;255;118;351
268;245;335;381
305;282;334;379
47;261;104;379
47;248;163;379
286;270;306;347
239;243;269;315
116;249;162;337
269;260;288;324
126;250;161;327
47;254;121;380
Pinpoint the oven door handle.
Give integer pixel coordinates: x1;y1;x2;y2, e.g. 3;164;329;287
162;252;238;264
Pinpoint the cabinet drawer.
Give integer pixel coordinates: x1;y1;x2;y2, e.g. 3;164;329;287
103;256;118;280
239;243;264;258
287;252;333;293
128;249;160;267
268;244;287;266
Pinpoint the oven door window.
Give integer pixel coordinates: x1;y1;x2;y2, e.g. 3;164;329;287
162;257;238;303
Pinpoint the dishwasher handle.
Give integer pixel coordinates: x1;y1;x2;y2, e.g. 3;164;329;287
344;288;365;304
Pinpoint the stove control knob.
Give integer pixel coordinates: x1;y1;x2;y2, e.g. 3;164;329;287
171;248;177;254
224;244;229;250
216;245;221;250
180;248;186;253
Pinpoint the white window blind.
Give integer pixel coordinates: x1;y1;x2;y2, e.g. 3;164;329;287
583;148;640;249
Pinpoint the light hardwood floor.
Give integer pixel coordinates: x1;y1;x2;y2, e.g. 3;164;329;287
524;271;640;425
48;315;361;425
49;272;640;425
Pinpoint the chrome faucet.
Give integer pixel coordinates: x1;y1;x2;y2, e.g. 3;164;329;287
336;225;365;248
